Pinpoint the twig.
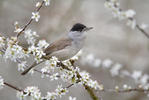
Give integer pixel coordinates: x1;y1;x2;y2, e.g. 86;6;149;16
104;88;149;93
129;18;149;38
16;1;44;38
4;82;23;92
136;24;149;38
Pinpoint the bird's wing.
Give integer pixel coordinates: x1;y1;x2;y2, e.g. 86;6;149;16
44;37;72;55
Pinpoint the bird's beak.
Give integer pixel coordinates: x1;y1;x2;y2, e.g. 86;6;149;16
83;27;93;32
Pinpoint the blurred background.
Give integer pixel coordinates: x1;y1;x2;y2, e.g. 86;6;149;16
0;0;149;100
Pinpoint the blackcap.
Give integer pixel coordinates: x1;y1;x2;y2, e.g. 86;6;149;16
21;23;93;75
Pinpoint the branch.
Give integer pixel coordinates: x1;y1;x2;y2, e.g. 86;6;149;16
16;1;44;38
104;88;149;93
4;82;23;92
32;59;100;100
136;24;149;38
84;85;99;100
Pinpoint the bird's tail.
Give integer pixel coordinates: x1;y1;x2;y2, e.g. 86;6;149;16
21;60;45;75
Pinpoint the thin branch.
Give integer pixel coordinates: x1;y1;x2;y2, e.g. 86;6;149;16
65;84;74;89
4;82;23;92
129;18;149;38
104;88;149;93
16;1;44;38
136;24;149;38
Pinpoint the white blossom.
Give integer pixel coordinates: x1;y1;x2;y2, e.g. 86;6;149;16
123;84;130;90
24;29;39;45
80;71;90;84
60;67;79;84
102;59;113;68
31;12;40;22
36;2;41;7
14;28;22;33
43;56;58;71
45;92;57;100
41;56;59;77
37;40;49;49
111;8;121;19
50;73;59;81
104;1;114;9
110;63;123;76
115;86;119;90
28;69;34;75
36;48;45;58
55;85;68;98
24;86;41;99
127;19;136;29
28;45;45;63
69;96;76;100
140;74;149;85
79;71;101;90
123;84;128;89
62;60;72;67
131;70;142;81
82;53;102;68
86;53;95;64
41;66;50;78
16;91;25;100
14;21;22;33
88;80;101;90
125;9;136;18
0;76;4;89
44;0;50;6
93;59;101;68
140;23;148;30
4;43;28;62
18;61;27;71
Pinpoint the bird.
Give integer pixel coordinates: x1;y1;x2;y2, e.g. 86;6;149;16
21;23;93;75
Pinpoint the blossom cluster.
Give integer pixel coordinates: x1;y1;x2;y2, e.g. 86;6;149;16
4;37;29;62
128;70;149;89
82;53;149;95
28;44;46;63
0;0;51;79
82;53;123;77
24;29;39;45
79;71;103;90
17;84;68;100
44;84;68;100
104;0;148;30
31;0;51;22
17;86;41;100
40;54;102;91
41;56;59;77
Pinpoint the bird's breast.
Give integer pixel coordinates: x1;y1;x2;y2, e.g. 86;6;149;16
49;40;84;61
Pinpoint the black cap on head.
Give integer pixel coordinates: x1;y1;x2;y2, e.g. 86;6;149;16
70;23;86;32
